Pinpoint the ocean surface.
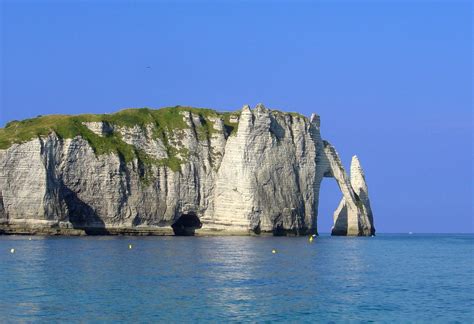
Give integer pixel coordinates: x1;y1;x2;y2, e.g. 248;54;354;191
0;234;472;322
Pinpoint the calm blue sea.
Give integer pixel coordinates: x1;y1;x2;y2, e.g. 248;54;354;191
0;234;472;322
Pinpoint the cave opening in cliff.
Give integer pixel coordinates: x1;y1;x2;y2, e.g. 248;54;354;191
172;213;202;236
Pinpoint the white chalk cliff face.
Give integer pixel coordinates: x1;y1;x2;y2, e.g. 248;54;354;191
0;104;375;236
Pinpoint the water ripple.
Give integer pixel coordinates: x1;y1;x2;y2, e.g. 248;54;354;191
0;234;472;322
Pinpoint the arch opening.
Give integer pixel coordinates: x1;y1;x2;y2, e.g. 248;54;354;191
171;213;202;236
317;178;341;234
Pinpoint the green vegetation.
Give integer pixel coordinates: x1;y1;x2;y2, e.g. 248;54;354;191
0;106;242;175
222;112;239;136
270;109;305;119
0;106;307;176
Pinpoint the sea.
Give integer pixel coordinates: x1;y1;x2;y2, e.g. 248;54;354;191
0;234;472;322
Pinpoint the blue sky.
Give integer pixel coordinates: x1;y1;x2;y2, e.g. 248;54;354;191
1;1;472;233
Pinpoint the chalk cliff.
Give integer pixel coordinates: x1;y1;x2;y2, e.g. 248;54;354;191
0;104;375;236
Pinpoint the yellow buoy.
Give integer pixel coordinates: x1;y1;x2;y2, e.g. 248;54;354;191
272;249;277;254
10;248;15;254
128;244;133;249
309;236;314;243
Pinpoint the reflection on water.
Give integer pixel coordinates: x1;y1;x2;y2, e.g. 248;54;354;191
0;235;472;322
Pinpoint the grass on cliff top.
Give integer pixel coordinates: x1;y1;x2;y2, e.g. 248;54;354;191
0;106;304;173
0;106;236;145
270;109;305;119
0;106;242;172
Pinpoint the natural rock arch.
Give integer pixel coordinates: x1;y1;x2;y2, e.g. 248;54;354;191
319;141;375;236
0;104;375;237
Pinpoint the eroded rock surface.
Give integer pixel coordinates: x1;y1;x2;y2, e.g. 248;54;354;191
0;105;375;236
331;156;375;236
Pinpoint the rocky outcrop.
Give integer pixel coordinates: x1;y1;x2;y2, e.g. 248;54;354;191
0;105;375;236
331;155;375;236
83;121;114;136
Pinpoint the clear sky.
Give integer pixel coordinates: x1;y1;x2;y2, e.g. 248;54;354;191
1;0;472;233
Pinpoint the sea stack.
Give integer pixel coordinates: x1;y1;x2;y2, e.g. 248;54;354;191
0;104;375;236
331;156;375;236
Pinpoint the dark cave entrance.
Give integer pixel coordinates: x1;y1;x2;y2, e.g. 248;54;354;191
171;213;202;236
